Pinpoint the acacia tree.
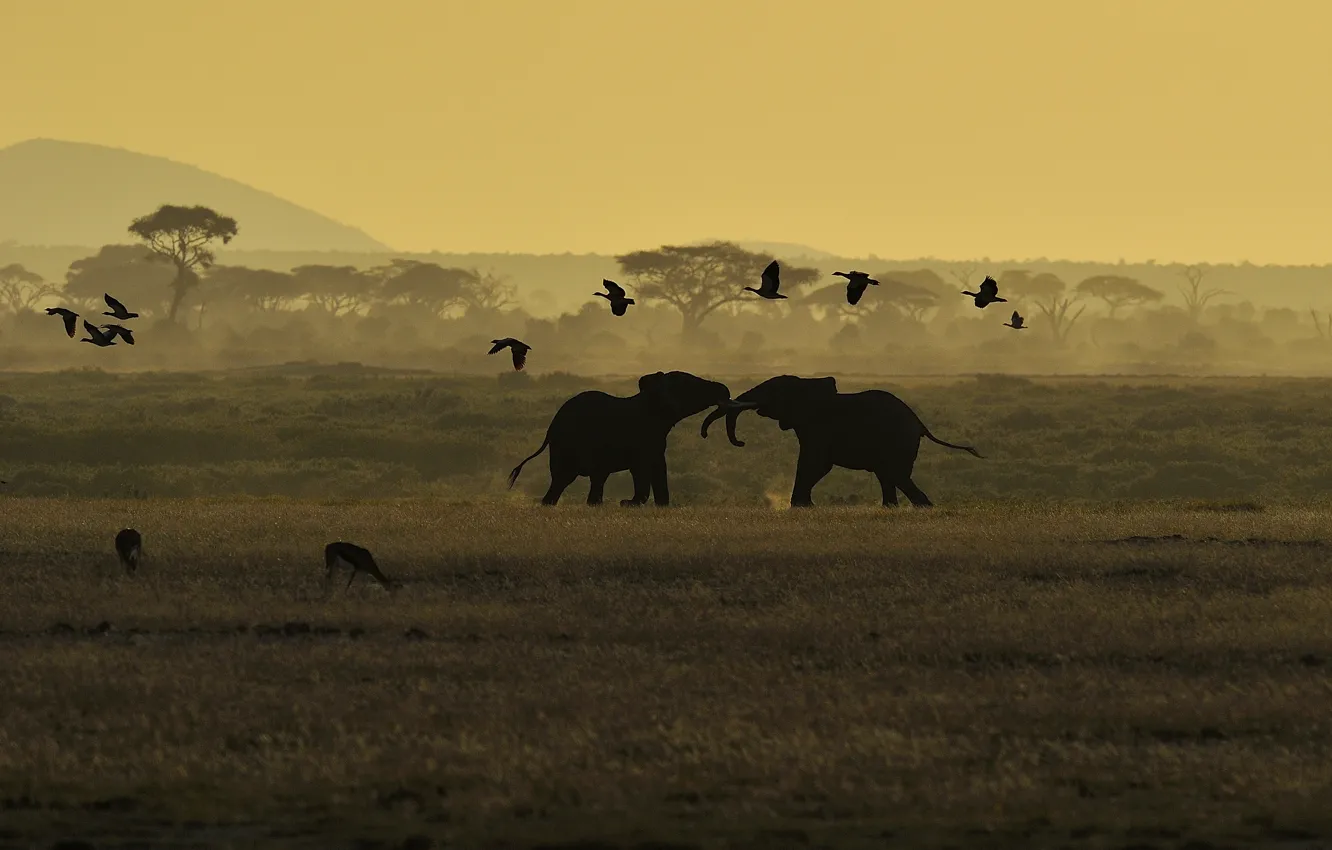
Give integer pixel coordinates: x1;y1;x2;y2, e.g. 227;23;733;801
1074;275;1164;317
292;265;375;316
1174;263;1229;323
371;259;471;317
63;245;175;316
615;241;819;336
203;266;299;312
127;205;239;322
1004;270;1085;344
0;263;57;314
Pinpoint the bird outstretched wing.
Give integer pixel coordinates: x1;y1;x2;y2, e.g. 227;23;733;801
511;347;527;371
1011;311;1022;326
611;299;628;316
602;279;626;299
61;312;77;337
847;282;864;305
104;293;128;314
761;260;780;292
488;339;509;355
979;277;998;298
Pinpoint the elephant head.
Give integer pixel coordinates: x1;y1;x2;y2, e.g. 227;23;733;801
700;375;839;447
638;371;732;425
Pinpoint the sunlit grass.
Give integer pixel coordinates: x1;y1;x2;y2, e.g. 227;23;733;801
1;499;1331;847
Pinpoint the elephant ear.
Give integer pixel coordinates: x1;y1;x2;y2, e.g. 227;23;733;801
638;371;677;418
776;377;837;430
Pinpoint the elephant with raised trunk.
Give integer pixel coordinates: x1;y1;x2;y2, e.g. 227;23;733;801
509;371;731;506
701;375;982;507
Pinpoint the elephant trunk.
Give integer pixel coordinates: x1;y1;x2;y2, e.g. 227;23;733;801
700;401;757;447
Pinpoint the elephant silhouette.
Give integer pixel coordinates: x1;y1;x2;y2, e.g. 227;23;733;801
702;374;982;507
509;371;732;506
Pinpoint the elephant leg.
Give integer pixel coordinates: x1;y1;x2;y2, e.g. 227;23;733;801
542;455;578;506
587;471;610;506
621;465;650;507
790;449;832;507
898;476;934;508
650;456;669;506
874;470;900;507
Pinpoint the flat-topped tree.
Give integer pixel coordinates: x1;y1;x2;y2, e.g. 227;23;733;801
616;241;819;337
128;204;238;322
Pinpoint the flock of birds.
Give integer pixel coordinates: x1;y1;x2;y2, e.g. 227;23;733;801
489;264;1025;370
45;294;140;347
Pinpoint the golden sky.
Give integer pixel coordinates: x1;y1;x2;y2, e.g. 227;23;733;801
4;0;1331;263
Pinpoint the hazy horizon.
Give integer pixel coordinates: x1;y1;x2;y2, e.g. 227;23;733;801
7;1;1332;265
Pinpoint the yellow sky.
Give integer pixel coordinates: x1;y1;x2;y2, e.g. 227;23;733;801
4;0;1331;263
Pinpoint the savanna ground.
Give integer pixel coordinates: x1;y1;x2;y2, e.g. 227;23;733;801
3;370;1332;848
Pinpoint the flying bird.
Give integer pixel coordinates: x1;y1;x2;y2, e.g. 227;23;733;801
962;275;1007;308
833;270;879;306
324;541;394;591
101;324;136;345
595;279;635;316
102;293;139;321
45;307;79;338
488;337;531;371
745;260;787;300
80;321;116;347
1003;311;1026;330
115;528;142;574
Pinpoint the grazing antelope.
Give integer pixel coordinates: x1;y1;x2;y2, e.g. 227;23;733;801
115;528;142;574
324;541;393;590
961;275;1007;308
488;337;531;371
46;307;79;338
595;279;635;316
745;260;787;300
102;294;139;321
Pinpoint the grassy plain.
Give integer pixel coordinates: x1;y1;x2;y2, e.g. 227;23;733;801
5;366;1332;504
2;499;1332;849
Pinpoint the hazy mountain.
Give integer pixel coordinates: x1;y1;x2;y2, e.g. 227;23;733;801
0;138;391;252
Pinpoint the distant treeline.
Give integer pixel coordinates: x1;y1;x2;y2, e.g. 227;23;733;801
3;234;1332;376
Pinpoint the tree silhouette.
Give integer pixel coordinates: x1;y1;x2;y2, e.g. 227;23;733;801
128;205;239;322
1173;263;1229;322
616;241;819;336
292;265;374;316
0;263;57;314
1003;271;1085;343
63;245;175;316
1075;275;1164;317
204;266;299;312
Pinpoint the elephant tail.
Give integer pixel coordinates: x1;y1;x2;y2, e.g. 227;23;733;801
922;425;984;459
507;436;551;488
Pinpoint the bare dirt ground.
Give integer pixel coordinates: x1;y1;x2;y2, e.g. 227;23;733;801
1;498;1331;849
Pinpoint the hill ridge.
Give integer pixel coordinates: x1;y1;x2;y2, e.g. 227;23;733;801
0;138;392;253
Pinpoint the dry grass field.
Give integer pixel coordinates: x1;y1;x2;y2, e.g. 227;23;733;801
1;499;1331;849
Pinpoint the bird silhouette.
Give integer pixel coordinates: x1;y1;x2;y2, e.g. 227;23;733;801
80;321;116;347
745;260;787;299
488;337;531;371
594;279;635;316
102;293;139;321
833;270;879;306
115;528;142;574
324;541;394;591
1004;311;1026;330
45;307;79;338
962;275;1007;308
101;324;136;345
